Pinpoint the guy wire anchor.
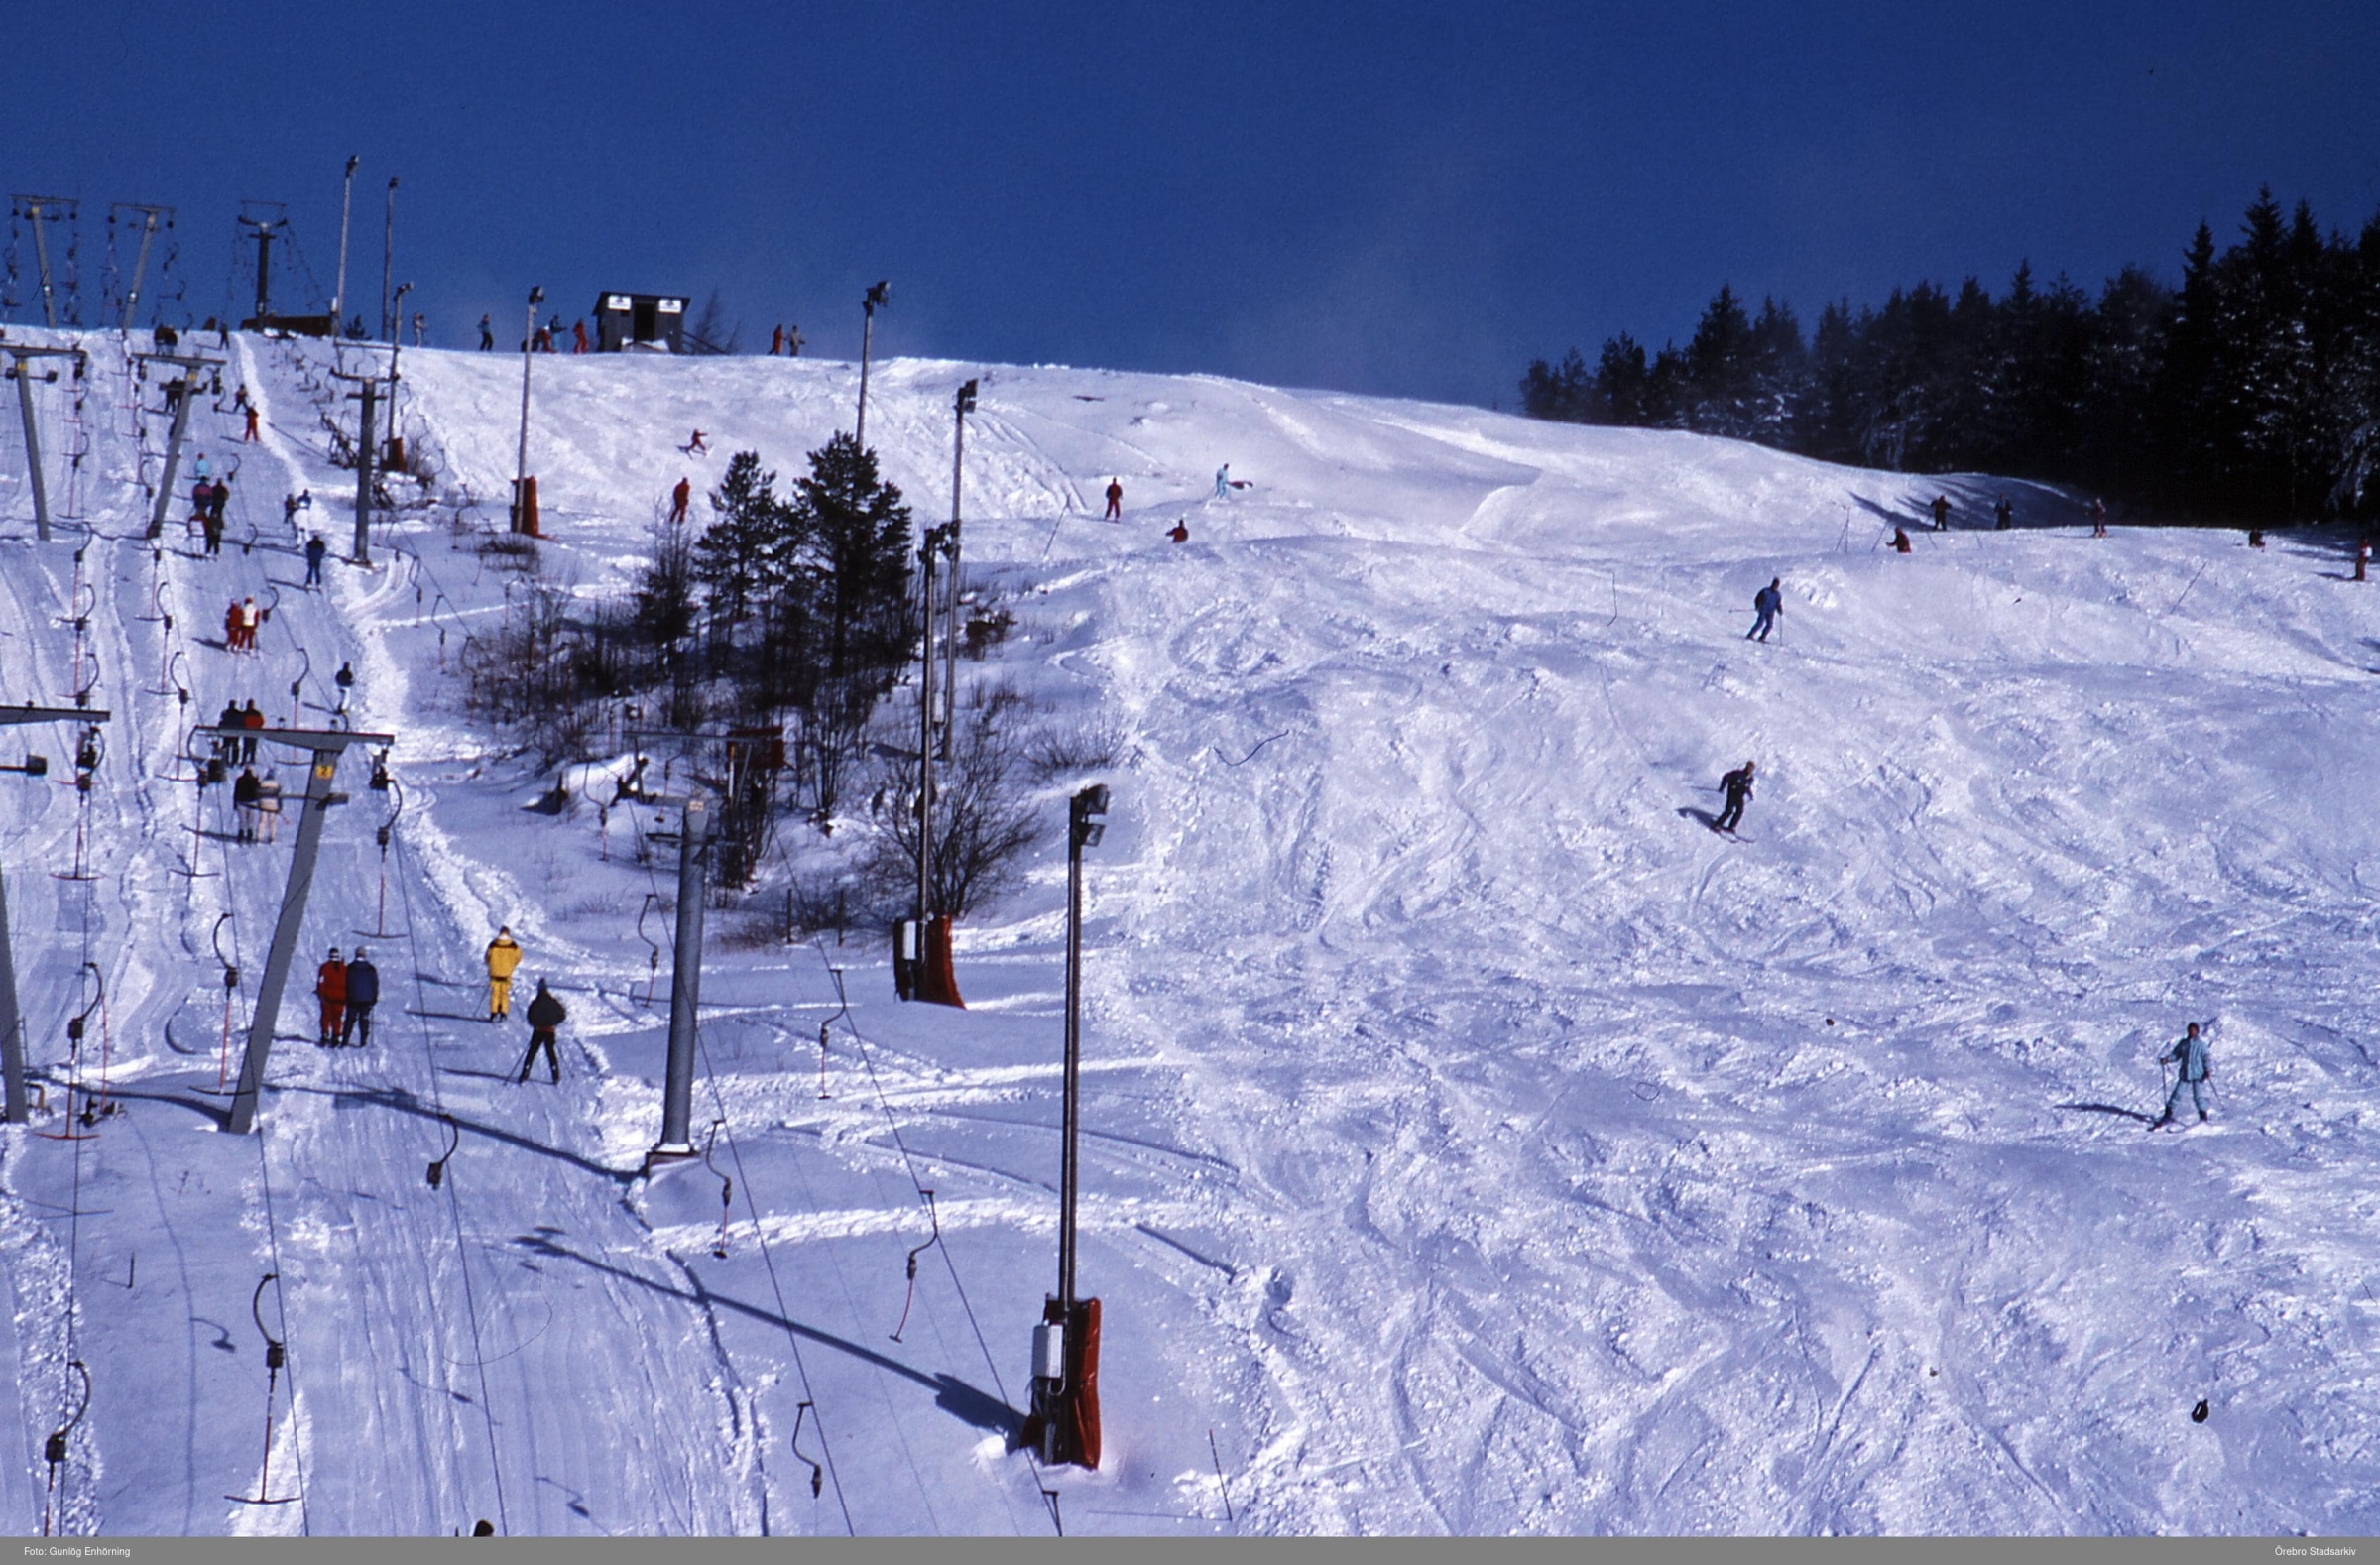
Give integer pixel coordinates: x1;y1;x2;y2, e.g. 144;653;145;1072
41;1359;90;1538
227;1273;299;1506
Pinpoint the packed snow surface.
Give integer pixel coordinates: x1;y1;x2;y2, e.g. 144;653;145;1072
2;330;2377;1536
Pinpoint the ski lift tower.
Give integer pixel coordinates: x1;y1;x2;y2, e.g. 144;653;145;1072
204;724;395;1135
235;202;289;330
8;196;77;328
2;344;87;542
107;204;173;333
0;704;112;1124
620;725;784;1166
329;363;392;564
133;349;227;539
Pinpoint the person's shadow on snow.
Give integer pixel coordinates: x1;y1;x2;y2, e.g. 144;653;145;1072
1676;805;1721;831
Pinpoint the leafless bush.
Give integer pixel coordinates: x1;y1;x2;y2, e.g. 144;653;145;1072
1025;708;1125;782
861;697;1039;919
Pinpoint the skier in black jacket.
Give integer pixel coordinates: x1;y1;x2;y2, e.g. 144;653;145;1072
340;947;381;1046
1715;760;1755;834
520;981;567;1084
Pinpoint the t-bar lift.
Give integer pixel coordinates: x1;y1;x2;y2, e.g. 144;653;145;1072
133;351;227;540
1;345;87;542
199;723;394;1135
0;703;112;1123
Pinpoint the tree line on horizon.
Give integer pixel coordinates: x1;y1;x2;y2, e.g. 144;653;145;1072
1519;188;2380;524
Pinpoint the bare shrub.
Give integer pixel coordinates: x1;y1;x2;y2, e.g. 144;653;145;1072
1025;708;1125;782
861;698;1039;919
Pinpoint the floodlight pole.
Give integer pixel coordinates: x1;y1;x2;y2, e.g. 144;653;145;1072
389;283;413;386
139;351;225;539
1058;785;1106;1313
1030;782;1108;1467
332;156;358;339
856;281;888;448
221;726;394;1135
915;528;941;926
941;379;976;760
0;705;112;1124
380;177;398;341
653;796;709;1160
514;286;543;534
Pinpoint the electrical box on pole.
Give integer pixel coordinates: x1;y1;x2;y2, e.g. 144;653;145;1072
0;705;113;1125
218;726;394;1135
1027;782;1109;1468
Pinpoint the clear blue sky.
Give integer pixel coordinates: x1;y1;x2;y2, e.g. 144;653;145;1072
7;1;2376;407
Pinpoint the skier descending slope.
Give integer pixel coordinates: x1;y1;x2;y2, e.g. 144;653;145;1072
1746;577;1782;642
2154;1022;2213;1127
1715;760;1756;834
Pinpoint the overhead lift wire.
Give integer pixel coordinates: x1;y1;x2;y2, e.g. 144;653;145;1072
622;807;861;1536
386;786;516;1533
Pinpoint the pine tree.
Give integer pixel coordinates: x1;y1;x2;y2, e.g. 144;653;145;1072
692;451;787;632
789;433;915;685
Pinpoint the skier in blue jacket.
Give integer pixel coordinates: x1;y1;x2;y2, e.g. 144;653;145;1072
2155;1022;2211;1125
340;947;381;1046
1747;578;1782;642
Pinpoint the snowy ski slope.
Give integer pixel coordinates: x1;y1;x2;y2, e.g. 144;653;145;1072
3;328;2379;1536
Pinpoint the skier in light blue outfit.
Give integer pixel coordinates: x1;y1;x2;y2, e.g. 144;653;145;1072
2155;1022;2211;1126
1213;463;1231;499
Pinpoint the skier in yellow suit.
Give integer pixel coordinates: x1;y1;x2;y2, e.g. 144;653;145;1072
486;926;523;1022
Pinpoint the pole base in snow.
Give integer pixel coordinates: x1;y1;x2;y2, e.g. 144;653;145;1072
511;476;540;538
1023;1296;1102;1469
917;915;964;1008
644;1143;697;1172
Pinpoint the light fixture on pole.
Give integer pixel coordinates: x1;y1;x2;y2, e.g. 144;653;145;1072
855;280;889;448
331;156;358;341
389;283;413;385
940;378;977;761
1027;782;1108;1468
380;176;398;341
513;285;543;536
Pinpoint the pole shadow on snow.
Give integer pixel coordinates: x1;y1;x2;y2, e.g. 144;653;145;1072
512;1228;1021;1439
277;1082;642;1186
2057;1101;2159;1125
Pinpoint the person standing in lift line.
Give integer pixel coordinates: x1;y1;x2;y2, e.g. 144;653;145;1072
486;926;523;1022
341;947;381;1046
315;947;347;1046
